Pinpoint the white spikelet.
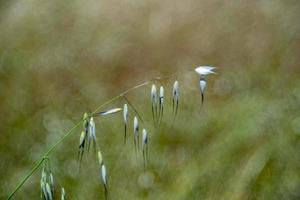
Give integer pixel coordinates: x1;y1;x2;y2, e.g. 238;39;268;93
98;150;103;165
123;104;128;124
123;104;128;143
195;66;216;75
101;164;107;186
99;108;122;116
142;129;148;148
61;187;66;200
159;86;164;105
172;81;179;116
49;171;54;195
45;182;53;200
151;84;157;105
173;81;179;102
133;116;139;151
89;117;96;141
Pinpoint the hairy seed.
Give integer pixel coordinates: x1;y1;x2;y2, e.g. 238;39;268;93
101;164;107;186
45;182;53;200
98;150;103;165
142;129;148;148
142;129;149;169
151;84;157;104
159;86;164;123
101;163;108;200
49;171;54;196
88;117;96;151
172;81;179;116
79;131;86;148
98;108;122;116
61;187;66;200
151;84;158;123
199;78;206;104
195;66;216;76
123;104;128;144
133;116;139;152
83;112;89;135
40;168;47;200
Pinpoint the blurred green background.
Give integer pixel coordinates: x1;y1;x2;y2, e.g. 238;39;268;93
1;0;300;199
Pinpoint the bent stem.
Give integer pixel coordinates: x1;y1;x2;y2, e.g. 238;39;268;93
7;70;186;199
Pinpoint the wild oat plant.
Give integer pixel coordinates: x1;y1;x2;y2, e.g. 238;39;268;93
7;66;216;200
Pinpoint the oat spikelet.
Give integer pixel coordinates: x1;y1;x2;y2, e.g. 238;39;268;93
97;108;122;116
78;131;86;166
88;117;96;151
142;129;149;169
61;187;66;200
151;84;158;123
199;77;206;104
101;164;108;200
172;81;179;117
133;116;139;153
159;86;164;123
123;104;128;144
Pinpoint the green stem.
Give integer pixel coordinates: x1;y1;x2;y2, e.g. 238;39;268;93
7;71;184;199
7;158;44;199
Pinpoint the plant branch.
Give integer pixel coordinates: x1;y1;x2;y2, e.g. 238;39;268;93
7;70;185;199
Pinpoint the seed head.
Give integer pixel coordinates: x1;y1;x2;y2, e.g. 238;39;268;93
89;117;96;141
199;78;206;93
98;108;122;116
123;104;128;124
172;81;179;116
45;182;53;200
134;116;139;135
199;78;206;104
142;129;148;148
83;112;90;136
195;66;216;76
61;187;66;200
98;150;103;165
40;168;47;199
101;164;108;186
79;131;86;148
173;81;179;101
151;84;157;105
159;86;164;102
49;171;54;195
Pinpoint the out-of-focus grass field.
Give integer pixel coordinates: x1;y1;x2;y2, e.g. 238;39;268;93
1;0;300;199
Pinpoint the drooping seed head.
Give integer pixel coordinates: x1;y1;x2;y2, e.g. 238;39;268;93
142;129;148;148
151;84;157;105
199;78;206;93
49;171;54;195
99;108;122;116
83;112;90;134
173;81;179;101
40;168;47;199
89;117;96;141
79;131;86;148
45;182;53;200
133;116;139;135
98;150;103;165
123;104;128;124
159;86;164;103
195;66;216;75
101;164;108;186
61;187;66;200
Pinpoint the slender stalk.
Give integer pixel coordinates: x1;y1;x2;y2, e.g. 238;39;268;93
7;70;186;199
7;158;44;199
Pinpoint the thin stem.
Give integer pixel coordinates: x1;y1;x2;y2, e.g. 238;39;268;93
7;70;185;199
7;158;44;199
